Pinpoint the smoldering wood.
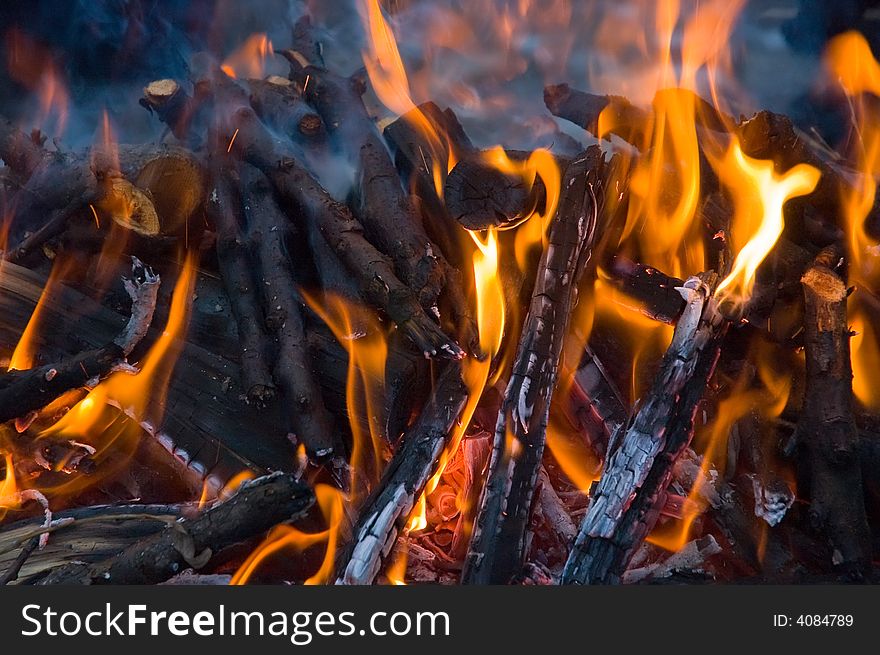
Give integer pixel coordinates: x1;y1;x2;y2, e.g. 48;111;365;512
462;147;608;584
605;256;686;324
0;258;159;423
206;164;276;406
246;77;327;144
563;271;728;585
798;249;872;576
37;472;314;584
336;363;467;585
239;164;338;458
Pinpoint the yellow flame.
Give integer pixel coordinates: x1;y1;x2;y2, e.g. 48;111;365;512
711;140;820;306
544;415;600;493
851;310;880;408
407;492;428;533
386;542;408;585
480;147;561;273
231;484;343;585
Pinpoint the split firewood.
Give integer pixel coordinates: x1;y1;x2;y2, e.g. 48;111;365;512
462;146;610;584
239;164;338;458
0;257;159;423
563;271;728;585
336;362;467;585
280;18;479;355
206;163;276;406
797;248;872;576
37;472;314;584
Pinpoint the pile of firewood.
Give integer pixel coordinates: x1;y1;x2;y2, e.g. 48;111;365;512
1;13;879;586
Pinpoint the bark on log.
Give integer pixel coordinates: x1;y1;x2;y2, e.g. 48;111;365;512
247;77;326;145
562;271;728;584
0;258;159;423
461;146;608;584
206;164;276;406
335;363;467;585
798;250;872;576
240;164;338;458
36;472;314;584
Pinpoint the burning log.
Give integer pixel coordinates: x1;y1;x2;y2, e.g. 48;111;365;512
207;164;276;406
543;83;733;147
798;248;872;576
563;272;728;585
0;257;159;423
239;164;338;458
336;363;467;585
37;472;314;584
443;151;564;231
605;256;687;324
462;146;610;584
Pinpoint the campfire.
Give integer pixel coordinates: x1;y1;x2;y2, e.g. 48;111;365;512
1;0;879;586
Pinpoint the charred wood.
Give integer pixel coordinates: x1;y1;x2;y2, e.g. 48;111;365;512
37;472;314;585
563;271;728;584
462;147;608;584
336;363;467;585
0;258;159;423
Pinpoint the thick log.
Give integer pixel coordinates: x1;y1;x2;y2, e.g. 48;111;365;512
335;363;467;585
37;472;314;584
563;271;728;584
0;258;159;423
4;143;205;263
798;250;872;576
240;164;338;458
462;146;608;584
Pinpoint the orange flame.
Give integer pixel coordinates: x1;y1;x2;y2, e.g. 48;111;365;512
824;32;880;408
230;483;343;585
361;0;456;196
544;414;600;493
9;257;74;371
305;292;387;493
600;0;743;280
5;28;69;137
711;140;820;307
0;452;18;521
220;34;274;79
35;254;196;498
386;541;408;585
